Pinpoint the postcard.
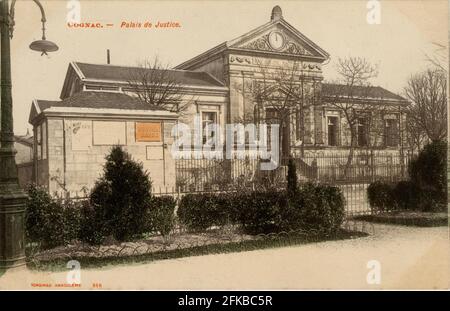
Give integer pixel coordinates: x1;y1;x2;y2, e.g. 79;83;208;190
0;0;448;292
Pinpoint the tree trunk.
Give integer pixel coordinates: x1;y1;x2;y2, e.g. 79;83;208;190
344;127;356;179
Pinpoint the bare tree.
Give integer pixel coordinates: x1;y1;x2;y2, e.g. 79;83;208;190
425;42;447;72
404;104;428;153
126;57;192;114
323;56;379;177
247;59;318;158
404;68;447;142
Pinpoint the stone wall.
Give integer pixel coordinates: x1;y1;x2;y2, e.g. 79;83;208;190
44;117;177;197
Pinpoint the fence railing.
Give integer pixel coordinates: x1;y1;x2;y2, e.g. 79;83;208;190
59;152;412;217
175;152;411;191
173;152;411;216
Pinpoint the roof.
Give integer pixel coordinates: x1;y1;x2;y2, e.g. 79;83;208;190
73;62;225;88
175;13;330;70
35;91;162;111
30;91;178;124
322;83;408;102
14;134;33;147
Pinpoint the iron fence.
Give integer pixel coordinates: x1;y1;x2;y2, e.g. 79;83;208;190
174;151;411;216
56;152;411;217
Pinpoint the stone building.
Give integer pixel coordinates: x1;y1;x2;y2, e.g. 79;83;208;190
175;5;409;158
28;6;409;195
28;65;227;195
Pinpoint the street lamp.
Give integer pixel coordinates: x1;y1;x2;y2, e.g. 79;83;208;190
0;0;58;269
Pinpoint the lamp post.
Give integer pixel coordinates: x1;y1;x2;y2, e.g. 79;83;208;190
0;0;58;269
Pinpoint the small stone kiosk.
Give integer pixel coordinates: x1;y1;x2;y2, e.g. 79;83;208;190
28;91;178;197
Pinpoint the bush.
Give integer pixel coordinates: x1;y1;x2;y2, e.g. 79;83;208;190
234;191;288;235
392;181;420;211
147;196;176;237
25;184;81;248
369;141;448;213
178;193;233;231
88;146;153;242
177;183;346;235
367;181;396;212
408;140;447;210
287;157;298;196
78;202;109;245
292;183;345;232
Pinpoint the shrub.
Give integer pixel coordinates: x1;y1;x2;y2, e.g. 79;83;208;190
392;181;420;211
147;196;177;237
287;157;298;196
89;146;152;242
234;191;288;235
25;184;81;248
78;202;109;245
371;140;448;213
177;183;346;235
408;140;447;209
367;181;396;212
293;183;345;232
177;193;233;231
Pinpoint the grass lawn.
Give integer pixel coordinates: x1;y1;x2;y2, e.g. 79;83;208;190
26;229;367;271
353;211;448;227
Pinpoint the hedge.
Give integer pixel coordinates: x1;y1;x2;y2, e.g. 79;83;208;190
178;183;346;235
26;184;83;249
367;140;447;213
147;196;177;237
367;181;396;212
177;193;234;231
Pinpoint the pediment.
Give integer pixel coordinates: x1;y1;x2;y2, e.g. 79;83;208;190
228;20;328;60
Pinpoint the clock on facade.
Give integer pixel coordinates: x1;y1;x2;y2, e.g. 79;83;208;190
268;31;285;50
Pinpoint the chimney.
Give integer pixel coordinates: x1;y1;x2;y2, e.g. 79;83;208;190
271;5;283;21
107;49;111;64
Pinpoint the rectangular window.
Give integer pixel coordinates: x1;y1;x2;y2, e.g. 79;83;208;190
385;118;399;147
201;111;218;144
357;117;368;147
327;116;338;146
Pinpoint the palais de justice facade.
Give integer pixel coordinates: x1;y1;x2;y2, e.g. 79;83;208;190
27;6;409;195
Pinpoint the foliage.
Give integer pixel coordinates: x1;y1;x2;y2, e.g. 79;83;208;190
89;145;153;242
368;142;447;213
392;181;420;211
234;191;288;235
293;183;345;232
78;202;109;245
408;140;447;203
367;181;395;212
25;184;81;248
147;196;177;237
286;157;298;196
177;193;233;231
178;183;346;235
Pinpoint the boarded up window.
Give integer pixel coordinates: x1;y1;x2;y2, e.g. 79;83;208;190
71;120;92;151
93;121;126;145
146;146;164;160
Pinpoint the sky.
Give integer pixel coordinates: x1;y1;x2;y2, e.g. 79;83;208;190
4;0;448;134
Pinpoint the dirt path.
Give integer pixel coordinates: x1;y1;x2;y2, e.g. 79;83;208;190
1;223;448;289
